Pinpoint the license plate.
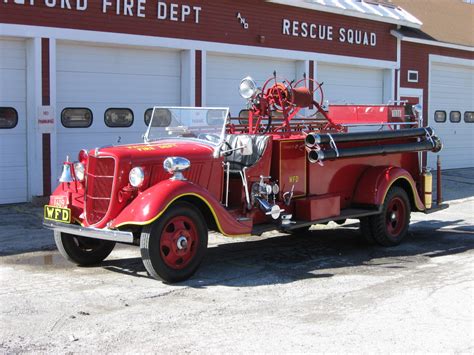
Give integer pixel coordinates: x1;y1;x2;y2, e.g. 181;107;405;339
44;205;71;224
50;195;69;208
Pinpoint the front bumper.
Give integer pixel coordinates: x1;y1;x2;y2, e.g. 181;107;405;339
43;220;134;243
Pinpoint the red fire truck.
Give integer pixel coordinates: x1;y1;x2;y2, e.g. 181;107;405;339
44;74;446;282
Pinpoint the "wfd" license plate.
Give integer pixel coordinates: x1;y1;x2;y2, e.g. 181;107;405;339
44;205;71;224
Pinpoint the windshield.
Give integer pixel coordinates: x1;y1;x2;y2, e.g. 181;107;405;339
145;107;229;145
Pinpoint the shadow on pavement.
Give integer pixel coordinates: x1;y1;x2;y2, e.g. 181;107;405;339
99;218;474;287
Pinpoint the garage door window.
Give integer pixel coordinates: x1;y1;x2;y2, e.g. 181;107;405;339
105;108;134;128
61;108;93;128
434;110;446;123
450;111;461;123
0;107;18;129
144;108;172;127
465;112;474;123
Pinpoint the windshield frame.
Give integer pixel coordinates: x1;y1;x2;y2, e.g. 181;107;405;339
144;106;229;148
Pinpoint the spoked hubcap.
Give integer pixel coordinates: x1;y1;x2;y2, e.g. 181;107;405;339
385;197;406;237
160;216;198;269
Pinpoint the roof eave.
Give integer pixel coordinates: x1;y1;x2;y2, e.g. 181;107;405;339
266;0;422;29
391;30;474;52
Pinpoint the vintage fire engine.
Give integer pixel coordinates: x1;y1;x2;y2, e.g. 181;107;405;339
44;74;446;282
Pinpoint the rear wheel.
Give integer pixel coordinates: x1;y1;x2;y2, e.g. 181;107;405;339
54;231;115;265
369;186;411;246
140;202;208;283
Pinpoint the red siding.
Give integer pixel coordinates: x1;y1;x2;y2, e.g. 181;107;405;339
400;41;473;124
0;0;397;61
41;38;50;106
195;50;202;107
42;133;51;196
41;38;51;196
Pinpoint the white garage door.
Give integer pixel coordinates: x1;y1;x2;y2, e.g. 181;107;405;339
0;38;27;204
56;42;181;169
206;53;298;117
428;62;474;169
317;63;384;104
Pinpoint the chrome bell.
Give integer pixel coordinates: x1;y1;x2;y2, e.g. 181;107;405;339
59;156;74;183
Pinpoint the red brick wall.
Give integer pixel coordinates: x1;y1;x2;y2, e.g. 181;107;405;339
0;0;397;61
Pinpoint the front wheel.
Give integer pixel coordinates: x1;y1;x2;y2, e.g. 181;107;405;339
369;186;411;246
54;231;115;265
140;202;208;283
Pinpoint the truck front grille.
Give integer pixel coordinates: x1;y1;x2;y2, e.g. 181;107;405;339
85;156;115;225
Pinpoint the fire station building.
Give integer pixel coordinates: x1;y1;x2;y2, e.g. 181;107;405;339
0;0;473;204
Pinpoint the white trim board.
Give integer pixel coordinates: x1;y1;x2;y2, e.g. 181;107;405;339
0;23;398;69
429;55;474;67
391;30;474;53
399;88;423;98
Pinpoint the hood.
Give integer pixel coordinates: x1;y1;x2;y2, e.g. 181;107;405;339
93;139;215;163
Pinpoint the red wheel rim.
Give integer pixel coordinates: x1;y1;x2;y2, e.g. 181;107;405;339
159;216;199;270
385;197;406;238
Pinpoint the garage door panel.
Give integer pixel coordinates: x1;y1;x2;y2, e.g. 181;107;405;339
428;62;474;169
57;44;180;76
0;134;27;166
0;70;27;102
318;63;383;104
56;42;181;170
0;38;27;204
0;167;27;204
0;40;26;70
58;72;180;104
206;54;297;116
207;54;296;81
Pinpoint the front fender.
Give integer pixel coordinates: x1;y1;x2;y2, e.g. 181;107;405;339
111;179;252;237
353;166;425;211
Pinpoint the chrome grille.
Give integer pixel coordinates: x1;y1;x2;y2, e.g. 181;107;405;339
85;156;115;225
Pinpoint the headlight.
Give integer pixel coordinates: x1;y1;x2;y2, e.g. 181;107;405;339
239;76;258;99
73;162;85;182
129;167;145;187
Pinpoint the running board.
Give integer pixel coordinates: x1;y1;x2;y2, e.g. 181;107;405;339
251;207;381;235
281;207;382;232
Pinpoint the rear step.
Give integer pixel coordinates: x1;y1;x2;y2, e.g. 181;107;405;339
424;203;449;214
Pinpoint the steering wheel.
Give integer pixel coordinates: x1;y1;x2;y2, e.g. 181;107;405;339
198;133;220;143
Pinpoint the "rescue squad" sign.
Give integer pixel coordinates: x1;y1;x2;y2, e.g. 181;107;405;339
282;19;377;47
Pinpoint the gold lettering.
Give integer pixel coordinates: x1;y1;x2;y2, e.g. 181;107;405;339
46;207;54;218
